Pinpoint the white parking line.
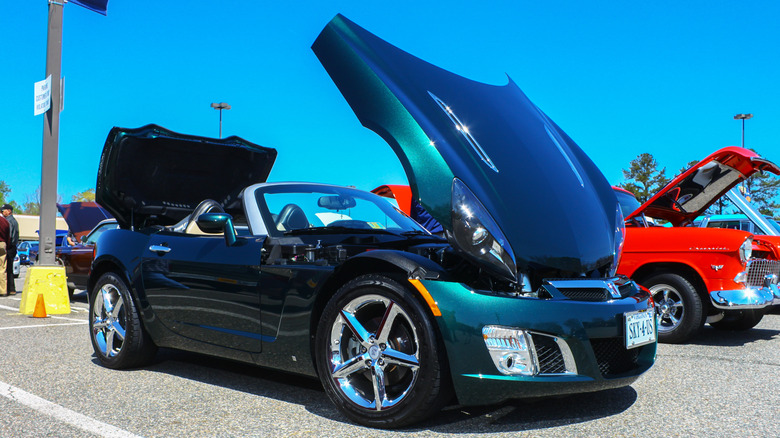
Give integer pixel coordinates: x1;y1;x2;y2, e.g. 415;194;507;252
0;303;88;329
0;303;87;320
0;381;144;438
0;322;88;330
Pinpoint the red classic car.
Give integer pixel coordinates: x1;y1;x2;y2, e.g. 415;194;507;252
616;147;780;343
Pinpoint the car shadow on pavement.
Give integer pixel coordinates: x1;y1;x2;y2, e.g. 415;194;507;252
684;325;780;347
405;386;637;433
119;348;638;432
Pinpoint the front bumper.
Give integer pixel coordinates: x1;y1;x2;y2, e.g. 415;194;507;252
420;278;656;406
710;282;780;310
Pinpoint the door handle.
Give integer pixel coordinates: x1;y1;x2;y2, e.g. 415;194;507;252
149;245;171;254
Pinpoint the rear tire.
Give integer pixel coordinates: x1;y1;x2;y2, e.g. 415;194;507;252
710;309;765;331
315;274;450;428
89;272;157;369
643;273;705;344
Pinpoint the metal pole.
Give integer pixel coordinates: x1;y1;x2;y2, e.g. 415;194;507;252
219;108;223;138
741;118;745;148
38;1;63;266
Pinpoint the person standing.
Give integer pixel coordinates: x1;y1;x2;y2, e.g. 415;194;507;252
0;214;9;296
2;204;18;295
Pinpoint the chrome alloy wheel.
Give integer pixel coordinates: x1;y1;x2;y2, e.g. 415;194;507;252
327;294;421;411
92;283;127;358
650;283;684;333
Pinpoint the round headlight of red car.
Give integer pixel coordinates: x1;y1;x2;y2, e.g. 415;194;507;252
739;237;753;264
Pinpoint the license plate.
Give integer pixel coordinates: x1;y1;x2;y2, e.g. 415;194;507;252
624;308;656;349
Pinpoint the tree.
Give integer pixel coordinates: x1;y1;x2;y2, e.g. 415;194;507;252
72;188;96;202
619;153;670;203
744;171;780;218
17;187;62;215
0;180;10;204
0;180;21;212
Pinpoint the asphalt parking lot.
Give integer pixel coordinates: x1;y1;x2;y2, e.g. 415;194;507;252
1;266;778;438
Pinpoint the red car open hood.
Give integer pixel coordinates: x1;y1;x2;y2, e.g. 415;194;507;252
627;147;780;226
56;202;113;240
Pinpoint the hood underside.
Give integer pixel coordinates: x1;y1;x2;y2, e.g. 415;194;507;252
56;202;113;240
96;124;277;229
313;14;619;276
627;147;780;226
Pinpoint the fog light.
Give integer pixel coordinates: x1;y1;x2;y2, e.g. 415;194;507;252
482;326;538;376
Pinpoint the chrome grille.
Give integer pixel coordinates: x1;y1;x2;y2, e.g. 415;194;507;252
532;334;567;374
590;338;640;377
746;259;780;287
557;288;610;302
544;278;635;302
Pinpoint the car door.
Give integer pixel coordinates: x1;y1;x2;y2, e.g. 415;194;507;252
141;231;265;353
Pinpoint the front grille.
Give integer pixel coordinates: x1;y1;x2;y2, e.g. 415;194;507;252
557;288;610;302
746;259;780;287
590;338;640;377
544;278;636;302
531;334;568;374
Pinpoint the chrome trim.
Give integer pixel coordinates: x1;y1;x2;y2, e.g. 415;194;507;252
429;91;499;173
148;245;170;254
709;283;780;309
549;334;577;376
745;259;780;288
543;277;627;300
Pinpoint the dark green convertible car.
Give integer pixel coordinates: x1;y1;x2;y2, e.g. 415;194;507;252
88;15;656;428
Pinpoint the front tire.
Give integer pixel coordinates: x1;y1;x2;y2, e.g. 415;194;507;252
315;274;450;428
89;272;157;369
644;273;705;344
711;309;765;331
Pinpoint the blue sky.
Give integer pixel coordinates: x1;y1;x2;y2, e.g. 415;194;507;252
2;1;778;205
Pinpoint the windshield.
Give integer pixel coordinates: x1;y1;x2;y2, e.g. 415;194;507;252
614;189;642;217
86;221;119;245
256;185;428;237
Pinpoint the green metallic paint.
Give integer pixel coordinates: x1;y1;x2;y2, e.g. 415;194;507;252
196;213;237;246
312;18;455;227
418;279;656;406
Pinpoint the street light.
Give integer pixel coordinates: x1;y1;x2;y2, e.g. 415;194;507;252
733;113;753;148
211;102;231;138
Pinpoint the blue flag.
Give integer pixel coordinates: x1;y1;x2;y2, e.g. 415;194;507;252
70;0;109;15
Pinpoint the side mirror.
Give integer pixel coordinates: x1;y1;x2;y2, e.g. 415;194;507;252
80;235;87;244
196;213;237;246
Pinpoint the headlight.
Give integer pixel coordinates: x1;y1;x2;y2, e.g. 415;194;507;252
609;204;626;276
451;178;517;280
739;237;752;264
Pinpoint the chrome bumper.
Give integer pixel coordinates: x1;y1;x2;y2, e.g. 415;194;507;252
710;281;780;310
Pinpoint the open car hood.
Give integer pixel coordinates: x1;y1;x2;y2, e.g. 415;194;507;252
313;15;620;276
627;147;780;226
56;202;113;240
97;124;277;229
